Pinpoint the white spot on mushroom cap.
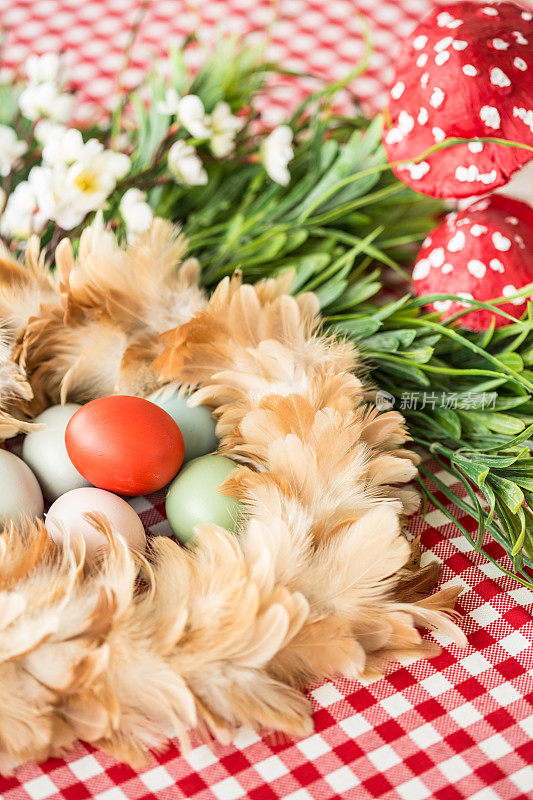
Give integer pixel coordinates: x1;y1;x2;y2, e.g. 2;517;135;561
523;11;533;21
514;57;528;71
398;110;415;133
453;40;468;50
398;161;431;180
430;87;445;108
514;106;533;132
491;67;511;88
386;110;416;145
462;64;478;76
437;11;463;29
417;53;429;67
505;216;519;225
391;81;405;99
418;107;429;125
467;260;486;278
448;230;466;252
457;292;474;307
386;128;402;145
410;162;431;179
435;36;454;52
421;72;430;88
455;165;498;185
513;31;529;45
437;11;453;26
436;51;450;66
468;141;484;153
428;247;445;267
413;258;431;280
490;258;505;273
442;263;454;274
413;34;428;50
480;105;501;130
493;231;512;251
470;224;488;236
482;6;498;15
434;299;453;312
433;126;446;142
492;38;509;50
503;285;526;305
515;234;526;249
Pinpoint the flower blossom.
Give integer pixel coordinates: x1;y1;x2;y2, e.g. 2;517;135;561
120;188;153;241
18;53;74;123
157;89;243;156
168;140;208;186
261;125;294;186
209;102;244;157
0;125;28;177
0;180;47;240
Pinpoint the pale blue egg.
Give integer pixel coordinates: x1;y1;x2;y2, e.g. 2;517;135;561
148;384;218;463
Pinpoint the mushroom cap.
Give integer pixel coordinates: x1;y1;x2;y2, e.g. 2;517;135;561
384;1;533;199
413;194;533;328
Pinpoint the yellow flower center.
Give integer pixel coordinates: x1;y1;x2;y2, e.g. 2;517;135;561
74;170;99;195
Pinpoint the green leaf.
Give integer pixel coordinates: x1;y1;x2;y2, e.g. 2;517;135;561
487;474;525;514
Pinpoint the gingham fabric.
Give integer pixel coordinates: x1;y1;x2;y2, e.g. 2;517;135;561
1;1;533;799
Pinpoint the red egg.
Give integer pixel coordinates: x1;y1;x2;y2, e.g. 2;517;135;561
65;396;184;496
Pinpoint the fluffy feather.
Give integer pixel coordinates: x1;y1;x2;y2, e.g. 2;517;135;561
4;216;207;419
0;517;312;774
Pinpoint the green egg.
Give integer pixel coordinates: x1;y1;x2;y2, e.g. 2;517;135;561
165;455;242;544
149;385;218;463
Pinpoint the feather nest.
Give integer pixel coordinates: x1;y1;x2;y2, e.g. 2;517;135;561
0;227;465;772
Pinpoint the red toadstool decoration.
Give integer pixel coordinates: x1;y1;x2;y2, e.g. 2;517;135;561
413;194;533;328
384;1;533;199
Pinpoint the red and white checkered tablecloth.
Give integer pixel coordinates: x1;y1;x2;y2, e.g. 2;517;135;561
1;2;533;799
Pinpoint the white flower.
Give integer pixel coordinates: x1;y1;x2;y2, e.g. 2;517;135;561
177;95;211;139
0;125;28;177
0;180;47;239
34;119;67;145
156;87;181;116
19;53;73;122
209;101;244;157
18;80;74;122
25;53;64;85
28;139;131;230
261;125;294;186
120;188;153;241
42;127;85;166
168;140;208;186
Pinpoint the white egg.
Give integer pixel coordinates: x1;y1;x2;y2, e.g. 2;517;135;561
0;449;44;522
22;404;90;501
45;487;146;561
148;384;218;463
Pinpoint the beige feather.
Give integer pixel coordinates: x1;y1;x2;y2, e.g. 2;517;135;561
4;216;206;419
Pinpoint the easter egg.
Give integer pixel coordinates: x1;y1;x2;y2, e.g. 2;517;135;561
22;404;91;501
65;395;184;496
0;449;44;522
45;487;146;560
148;384;218;463
166;455;242;544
